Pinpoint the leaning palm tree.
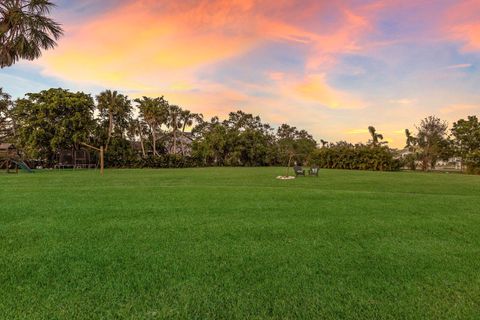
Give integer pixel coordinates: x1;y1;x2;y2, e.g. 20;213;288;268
135;96;168;156
127;118;148;157
166;104;182;154
178;109;192;156
368;126;384;146
178;110;203;156
96;90;131;153
0;0;63;68
405;129;417;150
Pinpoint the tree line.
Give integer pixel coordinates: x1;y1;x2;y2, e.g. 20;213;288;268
0;87;479;173
2;2;479;174
0;88;318;168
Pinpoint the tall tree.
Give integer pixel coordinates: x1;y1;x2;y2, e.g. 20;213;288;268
415;116;450;170
0;88;13;141
166;104;182;154
135;96;168;156
178;109;202;156
368;126;384;146
405;129;416;150
0;0;63;68
127;117;148;157
451;116;480;171
96;90;132;153
403;129;418;171
12;88;95;162
191;117;227;165
276;123;316;165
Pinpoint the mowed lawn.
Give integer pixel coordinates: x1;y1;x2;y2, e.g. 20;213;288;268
1;168;479;319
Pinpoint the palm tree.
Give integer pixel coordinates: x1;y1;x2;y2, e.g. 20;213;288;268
135;96;168;156
405;129;417;150
96;90;131;152
166;104;182;154
404;128;418;170
127;118;148;157
320;139;328;147
178;110;203;156
1;0;63;68
368;126;384;146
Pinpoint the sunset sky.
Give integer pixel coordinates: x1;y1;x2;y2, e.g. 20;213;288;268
2;0;480;147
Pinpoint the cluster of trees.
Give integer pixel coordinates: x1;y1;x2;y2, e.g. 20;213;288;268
403;116;480;174
0;87;318;168
1;87;479;174
191;118;316;166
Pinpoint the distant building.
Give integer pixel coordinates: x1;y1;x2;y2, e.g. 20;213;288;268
165;132;194;156
396;148;463;171
0;143;18;159
397;148;413;159
436;157;462;170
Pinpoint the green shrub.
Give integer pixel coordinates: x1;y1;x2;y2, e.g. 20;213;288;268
309;144;401;171
465;150;480;174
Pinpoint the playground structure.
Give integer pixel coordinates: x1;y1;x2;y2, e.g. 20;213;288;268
79;143;104;176
55;148;98;169
0;143;33;173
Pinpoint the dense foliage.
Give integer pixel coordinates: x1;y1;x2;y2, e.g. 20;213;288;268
12;88;95;163
1;87;479;173
403;116;480;173
0;88;13;141
310;143;401;171
452;116;480;174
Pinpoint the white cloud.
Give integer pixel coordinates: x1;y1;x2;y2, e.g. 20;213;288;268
446;63;472;69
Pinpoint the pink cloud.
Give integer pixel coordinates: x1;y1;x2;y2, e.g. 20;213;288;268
443;0;480;51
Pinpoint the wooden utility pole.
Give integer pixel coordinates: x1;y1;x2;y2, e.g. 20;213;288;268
80;143;104;176
286;153;293;177
100;146;104;176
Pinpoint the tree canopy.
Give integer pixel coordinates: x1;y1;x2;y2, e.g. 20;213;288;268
12;88;95;162
0;0;63;68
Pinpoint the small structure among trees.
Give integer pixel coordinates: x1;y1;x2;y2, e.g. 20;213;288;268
0;143;17;157
55;149;97;169
0;143;20;173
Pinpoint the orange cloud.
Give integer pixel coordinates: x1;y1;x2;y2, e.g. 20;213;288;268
39;0;261;89
36;0;377;88
295;74;365;109
28;0;388;146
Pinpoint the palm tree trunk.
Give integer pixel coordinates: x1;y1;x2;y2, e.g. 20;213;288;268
139;130;146;157
180;122;188;156
105;111;113;153
172;129;177;154
152;129;157;156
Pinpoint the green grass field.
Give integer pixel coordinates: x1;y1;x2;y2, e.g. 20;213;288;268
1;168;479;319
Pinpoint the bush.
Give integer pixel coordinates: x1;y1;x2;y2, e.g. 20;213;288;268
137;154;199;168
401;153;417;171
465;150;480;175
309;144;401;171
